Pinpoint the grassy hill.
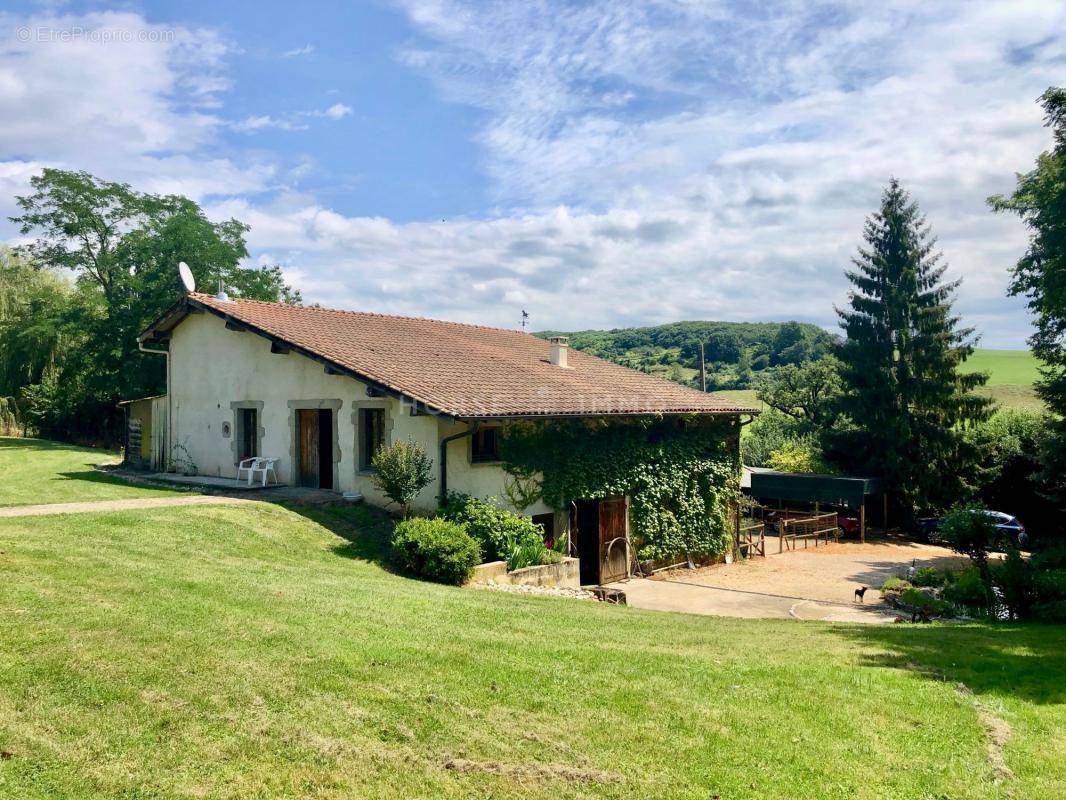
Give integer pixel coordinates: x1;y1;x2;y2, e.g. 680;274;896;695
967;349;1043;385
0;438;1063;798
966;349;1044;412
537;321;836;396
539;318;1044;413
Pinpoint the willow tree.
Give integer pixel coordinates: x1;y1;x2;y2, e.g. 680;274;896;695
830;180;990;516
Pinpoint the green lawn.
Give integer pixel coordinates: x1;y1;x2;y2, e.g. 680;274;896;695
0;437;181;507
1;496;1062;797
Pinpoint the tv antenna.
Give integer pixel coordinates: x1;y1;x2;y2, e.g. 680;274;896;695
521;309;529;330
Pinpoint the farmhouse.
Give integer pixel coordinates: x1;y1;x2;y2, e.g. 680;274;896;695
133;291;757;581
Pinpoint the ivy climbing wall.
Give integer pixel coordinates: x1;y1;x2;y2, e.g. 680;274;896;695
499;415;741;562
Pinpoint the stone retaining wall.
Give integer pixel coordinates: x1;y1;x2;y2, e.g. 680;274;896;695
469;557;580;589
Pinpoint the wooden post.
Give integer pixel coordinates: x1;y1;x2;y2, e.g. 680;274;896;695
860;503;866;544
734;501;740;559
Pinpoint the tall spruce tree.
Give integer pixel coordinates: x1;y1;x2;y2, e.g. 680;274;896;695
831;180;990;516
989;88;1066;507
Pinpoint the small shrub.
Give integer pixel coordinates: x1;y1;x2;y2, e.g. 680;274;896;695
440;493;546;564
941;567;989;610
371;440;433;517
391;517;479;585
897;587;953;620
941;508;997;607
911;567;946;587
1032;598;1066;622
994;548;1035;620
1031;545;1066;571
880;576;912;599
1031;567;1066;621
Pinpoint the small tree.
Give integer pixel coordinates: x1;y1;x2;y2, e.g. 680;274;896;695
371;440;433;517
756;356;843;432
941;508;998;611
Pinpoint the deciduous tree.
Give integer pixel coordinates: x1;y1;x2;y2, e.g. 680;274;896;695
989;87;1066;507
7;169;302;442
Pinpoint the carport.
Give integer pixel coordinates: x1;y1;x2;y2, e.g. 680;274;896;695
746;469;884;544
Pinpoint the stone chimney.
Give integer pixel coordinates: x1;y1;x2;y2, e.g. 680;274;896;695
549;336;569;368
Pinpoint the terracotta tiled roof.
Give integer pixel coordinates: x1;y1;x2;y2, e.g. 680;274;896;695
154;293;759;418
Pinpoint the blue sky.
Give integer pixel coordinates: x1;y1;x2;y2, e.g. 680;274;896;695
2;1;1064;346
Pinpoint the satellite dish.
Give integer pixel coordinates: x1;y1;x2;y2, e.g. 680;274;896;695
178;261;195;294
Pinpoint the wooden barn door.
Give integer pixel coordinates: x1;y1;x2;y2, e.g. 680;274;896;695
598;497;629;583
297;410;319;488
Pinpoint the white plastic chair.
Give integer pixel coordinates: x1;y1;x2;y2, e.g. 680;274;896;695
237;457;279;487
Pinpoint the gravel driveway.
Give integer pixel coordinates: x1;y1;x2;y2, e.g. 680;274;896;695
608;536;971;623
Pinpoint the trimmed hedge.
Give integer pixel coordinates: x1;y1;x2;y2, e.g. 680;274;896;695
391;517;480;585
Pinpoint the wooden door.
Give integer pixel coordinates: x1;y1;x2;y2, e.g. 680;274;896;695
297;409;319;488
598;497;629;583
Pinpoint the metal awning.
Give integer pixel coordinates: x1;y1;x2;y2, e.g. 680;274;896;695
747;470;882;509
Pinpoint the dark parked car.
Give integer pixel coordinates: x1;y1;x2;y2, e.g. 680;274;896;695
837;512;861;538
918;510;1028;549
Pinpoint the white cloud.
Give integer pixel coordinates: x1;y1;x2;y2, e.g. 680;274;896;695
282;43;315;58
232;104;353;133
1;2;1062;348
231;115;309;133
377;0;1066;345
318;103;353;120
0;10;269;205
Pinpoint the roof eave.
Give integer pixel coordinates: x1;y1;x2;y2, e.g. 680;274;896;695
459;408;759;421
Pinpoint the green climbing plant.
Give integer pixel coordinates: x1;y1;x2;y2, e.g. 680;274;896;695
499;415;739;563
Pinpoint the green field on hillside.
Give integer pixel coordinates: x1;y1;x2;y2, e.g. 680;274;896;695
967;349;1043;386
967;349;1043;412
0;442;1063;799
713;350;1045;414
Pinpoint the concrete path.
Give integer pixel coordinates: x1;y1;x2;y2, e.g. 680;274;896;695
610;577;900;624
0;495;250;518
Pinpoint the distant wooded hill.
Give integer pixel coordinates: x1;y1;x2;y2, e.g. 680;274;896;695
536;321;837;390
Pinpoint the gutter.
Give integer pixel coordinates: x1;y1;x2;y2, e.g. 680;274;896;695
138;341;171;471
438;421;479;503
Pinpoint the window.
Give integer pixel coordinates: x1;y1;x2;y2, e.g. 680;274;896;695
360;408;385;470
237;408;258;462
471;426;499;463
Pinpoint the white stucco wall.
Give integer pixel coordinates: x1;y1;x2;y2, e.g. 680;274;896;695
167;311;550;515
